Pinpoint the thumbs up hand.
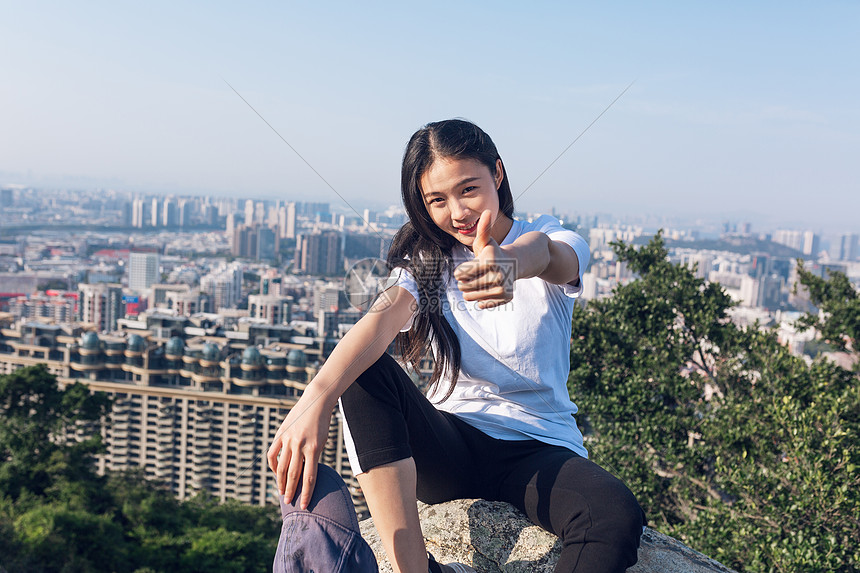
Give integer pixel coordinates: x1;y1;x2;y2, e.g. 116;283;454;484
454;210;516;309
470;208;494;256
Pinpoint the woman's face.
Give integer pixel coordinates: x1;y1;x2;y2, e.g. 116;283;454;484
419;157;513;252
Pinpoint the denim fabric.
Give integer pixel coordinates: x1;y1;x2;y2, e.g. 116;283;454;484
274;463;378;573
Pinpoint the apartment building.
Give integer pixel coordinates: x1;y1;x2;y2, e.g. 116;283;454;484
0;316;363;511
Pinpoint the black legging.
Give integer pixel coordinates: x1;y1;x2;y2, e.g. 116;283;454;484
340;353;646;573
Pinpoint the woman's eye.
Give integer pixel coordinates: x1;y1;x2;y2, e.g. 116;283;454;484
462;186;476;194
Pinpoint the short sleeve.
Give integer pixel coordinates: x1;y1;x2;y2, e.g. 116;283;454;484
532;215;591;298
387;266;420;332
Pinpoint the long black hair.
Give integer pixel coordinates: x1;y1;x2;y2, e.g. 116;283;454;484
387;119;515;401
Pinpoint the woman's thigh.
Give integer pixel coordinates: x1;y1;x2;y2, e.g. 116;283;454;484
340;353;485;503
490;444;645;572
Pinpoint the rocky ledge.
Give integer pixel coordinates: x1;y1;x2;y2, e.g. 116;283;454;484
359;499;737;573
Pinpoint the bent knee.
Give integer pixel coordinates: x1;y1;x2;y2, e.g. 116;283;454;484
584;481;645;559
561;477;645;549
596;478;645;532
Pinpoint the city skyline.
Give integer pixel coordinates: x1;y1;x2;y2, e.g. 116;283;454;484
2;2;859;230
2;186;855;242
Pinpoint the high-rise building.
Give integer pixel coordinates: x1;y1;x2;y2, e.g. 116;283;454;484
202;202;218;226
277;206;287;239
216;198;233;217
344;233;387;260
248;294;292;325
151;198;160;227
772;230;804;252
257;226;277;261
278;202;297;239
200;263;243;311
313;284;343;318
301;202;330;220
758;274;786;310
121;201;133;226
8;294;76;323
231;224;277;260
838;234;859;261
244;200;256;227
801;231;820;257
266;204;279;228
179;199;192;228
226;213;238;241
129;251;160;292
78;283;124;332
232;224;257;258
0;323;363;512
295;232;343;275
162;198;179;227
254;202;266;226
151;284;190;307
132;198;147;228
260;270;282;296
166;288;205;316
363;208;376;228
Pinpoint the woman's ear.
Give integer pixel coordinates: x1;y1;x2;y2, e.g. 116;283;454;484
494;158;504;190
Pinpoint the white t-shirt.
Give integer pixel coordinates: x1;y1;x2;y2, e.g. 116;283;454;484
392;215;591;457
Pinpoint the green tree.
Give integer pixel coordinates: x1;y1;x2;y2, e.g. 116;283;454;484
0;365;111;503
0;365;120;572
795;261;859;357
13;503;128;572
181;527;270;573
569;233;859;572
0;367;281;573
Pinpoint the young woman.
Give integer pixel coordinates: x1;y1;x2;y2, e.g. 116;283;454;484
268;119;645;573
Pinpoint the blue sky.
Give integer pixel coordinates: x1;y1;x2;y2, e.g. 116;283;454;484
2;1;858;232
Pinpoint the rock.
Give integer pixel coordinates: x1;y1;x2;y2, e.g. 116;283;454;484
359;499;737;572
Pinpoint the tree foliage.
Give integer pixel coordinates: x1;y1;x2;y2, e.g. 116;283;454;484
569;233;860;572
0;366;281;573
795;261;860;357
0;364;111;503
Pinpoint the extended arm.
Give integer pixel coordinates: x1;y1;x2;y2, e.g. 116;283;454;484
267;285;416;508
501;230;581;286
455;211;582;308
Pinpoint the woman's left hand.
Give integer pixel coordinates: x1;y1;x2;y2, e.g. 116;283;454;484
454;210;516;309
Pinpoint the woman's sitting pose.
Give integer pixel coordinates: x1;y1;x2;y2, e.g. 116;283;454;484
268;119;645;573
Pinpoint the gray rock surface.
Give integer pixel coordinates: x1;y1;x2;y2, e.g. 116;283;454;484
359;499;737;572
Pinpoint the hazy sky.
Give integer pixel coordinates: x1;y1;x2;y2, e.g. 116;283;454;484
2;1;858;232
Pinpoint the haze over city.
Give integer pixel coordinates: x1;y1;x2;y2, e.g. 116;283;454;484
2;2;859;232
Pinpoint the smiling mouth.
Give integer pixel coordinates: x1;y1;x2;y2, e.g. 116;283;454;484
457;221;478;235
456;221;478;234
